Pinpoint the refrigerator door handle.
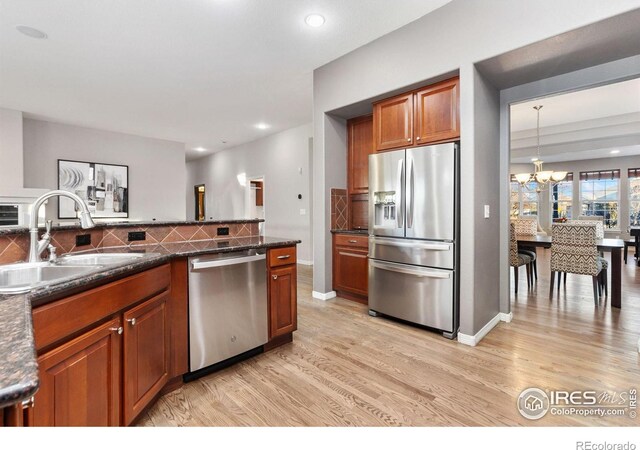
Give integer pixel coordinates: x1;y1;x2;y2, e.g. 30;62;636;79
407;156;414;228
396;158;404;229
370;237;451;251
370;260;451;279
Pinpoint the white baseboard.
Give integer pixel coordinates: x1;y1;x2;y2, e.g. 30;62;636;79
499;311;513;323
297;259;313;266
312;290;336;301
457;313;502;347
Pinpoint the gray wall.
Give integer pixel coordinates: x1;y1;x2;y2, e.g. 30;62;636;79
312;0;639;336
23;119;186;221
511;155;640;237
0;108;23;190
186;123;313;262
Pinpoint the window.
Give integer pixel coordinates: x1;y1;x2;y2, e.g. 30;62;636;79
509;176;538;218
630;168;640;227
580;169;620;229
551;173;573;222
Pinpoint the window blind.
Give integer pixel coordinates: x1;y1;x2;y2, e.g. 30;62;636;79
628;168;640;179
579;169;620;181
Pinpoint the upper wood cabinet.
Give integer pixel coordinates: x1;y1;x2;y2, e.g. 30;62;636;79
347;115;373;195
414;78;459;144
372;77;459;152
373;93;414;151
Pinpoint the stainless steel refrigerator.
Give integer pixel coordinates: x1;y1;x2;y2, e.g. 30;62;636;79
368;142;459;338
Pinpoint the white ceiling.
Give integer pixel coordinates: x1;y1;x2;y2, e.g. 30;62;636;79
0;0;451;161
510;77;640;163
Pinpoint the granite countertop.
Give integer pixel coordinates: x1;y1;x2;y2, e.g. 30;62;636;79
330;229;368;235
0;218;265;236
0;235;299;408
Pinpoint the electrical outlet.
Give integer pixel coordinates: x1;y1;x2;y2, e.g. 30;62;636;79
75;234;91;246
217;227;229;236
300;209;306;215
128;231;146;241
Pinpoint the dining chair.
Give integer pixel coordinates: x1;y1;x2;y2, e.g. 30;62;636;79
510;222;533;294
511;217;538;280
572;217;605;238
550;223;605;303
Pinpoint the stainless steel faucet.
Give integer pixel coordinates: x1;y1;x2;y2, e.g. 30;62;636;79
28;190;96;262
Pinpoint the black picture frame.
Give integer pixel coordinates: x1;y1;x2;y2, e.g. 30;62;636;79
57;159;129;219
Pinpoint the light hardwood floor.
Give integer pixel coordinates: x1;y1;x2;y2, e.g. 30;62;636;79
138;251;640;426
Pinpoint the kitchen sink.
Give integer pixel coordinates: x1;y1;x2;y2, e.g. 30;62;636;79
0;262;100;294
57;252;149;266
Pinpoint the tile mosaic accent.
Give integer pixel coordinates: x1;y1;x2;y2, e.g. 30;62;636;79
0;222;261;264
330;188;348;230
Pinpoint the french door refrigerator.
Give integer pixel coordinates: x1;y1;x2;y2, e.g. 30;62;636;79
368;142;459;338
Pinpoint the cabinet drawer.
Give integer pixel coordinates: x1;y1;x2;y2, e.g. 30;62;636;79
334;234;368;249
268;246;297;268
33;264;171;351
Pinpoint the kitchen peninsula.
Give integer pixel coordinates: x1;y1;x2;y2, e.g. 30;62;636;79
0;219;299;426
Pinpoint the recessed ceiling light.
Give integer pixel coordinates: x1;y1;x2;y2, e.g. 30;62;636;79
194;147;207;152
305;14;325;28
255;123;270;130
16;25;48;39
610;150;620;154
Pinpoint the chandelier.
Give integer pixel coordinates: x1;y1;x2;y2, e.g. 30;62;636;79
514;105;567;192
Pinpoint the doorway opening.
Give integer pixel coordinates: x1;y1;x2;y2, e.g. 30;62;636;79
194;184;206;221
248;177;265;235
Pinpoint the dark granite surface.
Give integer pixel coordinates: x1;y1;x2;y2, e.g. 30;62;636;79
0;235;299;408
0;218;264;236
330;229;368;235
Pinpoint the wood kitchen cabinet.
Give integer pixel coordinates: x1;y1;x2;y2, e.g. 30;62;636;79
373;93;414;152
332;233;368;303
29;263;173;427
123;292;169;425
372;77;459;152
267;246;297;339
347;115;373;231
33;318;122;426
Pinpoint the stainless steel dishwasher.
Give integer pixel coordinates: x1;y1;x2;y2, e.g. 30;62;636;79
188;249;267;374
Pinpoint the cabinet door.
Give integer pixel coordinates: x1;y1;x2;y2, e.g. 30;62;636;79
348;115;373;194
123;292;169;425
414;77;459;144
32;318;121;426
269;265;297;338
373;93;413;151
333;246;368;297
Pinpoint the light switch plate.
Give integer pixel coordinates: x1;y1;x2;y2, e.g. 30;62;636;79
484;205;490;219
300;209;306;215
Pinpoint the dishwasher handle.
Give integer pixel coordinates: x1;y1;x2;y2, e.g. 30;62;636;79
191;253;266;270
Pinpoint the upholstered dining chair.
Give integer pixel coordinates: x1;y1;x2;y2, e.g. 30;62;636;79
572;217;605;238
510;222;533;294
511;217;538;280
550;223;605;303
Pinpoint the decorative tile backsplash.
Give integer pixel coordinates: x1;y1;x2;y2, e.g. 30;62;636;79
0;222;259;265
331;188;348;230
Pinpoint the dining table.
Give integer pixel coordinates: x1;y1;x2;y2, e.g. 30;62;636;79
631;227;640;266
516;234;625;308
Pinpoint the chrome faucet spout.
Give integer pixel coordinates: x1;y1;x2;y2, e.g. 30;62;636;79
28;190;95;262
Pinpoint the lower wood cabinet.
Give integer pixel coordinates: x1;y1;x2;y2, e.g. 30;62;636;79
267;246;297;339
332;233;368;303
33;318;122;426
123;292;169;425
30;263;173;427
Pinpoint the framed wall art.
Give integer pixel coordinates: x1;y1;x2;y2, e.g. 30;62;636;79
58;159;129;219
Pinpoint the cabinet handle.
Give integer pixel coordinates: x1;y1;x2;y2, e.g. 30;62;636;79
110;326;123;335
277;255;291;260
22;397;35;409
127;318;136;326
272;275;278;280
416;136;421;140
348;239;358;243
407;138;411;142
